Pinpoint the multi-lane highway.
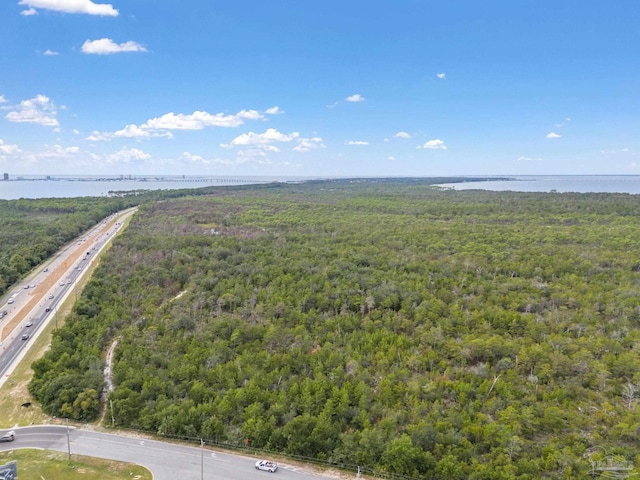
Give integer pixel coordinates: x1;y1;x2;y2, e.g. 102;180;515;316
0;426;328;480
0;207;137;388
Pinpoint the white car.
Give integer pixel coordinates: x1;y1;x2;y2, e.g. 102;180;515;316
255;460;278;473
0;431;15;442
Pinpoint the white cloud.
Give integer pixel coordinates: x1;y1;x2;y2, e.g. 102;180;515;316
293;137;325;152
436;73;446;79
20;7;38;15
394;131;411;139
345;94;364;102
19;0;118;16
50;144;80;155
144;111;243;130
107;147;151;164
0;139;20;155
388;156;395;161
264;106;284;115
72;129;80;135
86;130;112;141
81;38;147;55
236;109;264;120
229;128;299;147
43;49;59;56
91;108;267;141
0;95;7;103
5;94;58;126
546;132;561;139
346;140;368;145
114;124;173;139
422;139;447;150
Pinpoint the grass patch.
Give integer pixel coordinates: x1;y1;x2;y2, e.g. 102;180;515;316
0;449;151;479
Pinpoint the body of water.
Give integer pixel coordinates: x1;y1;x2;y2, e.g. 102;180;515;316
0;175;311;200
3;175;640;200
435;175;640;194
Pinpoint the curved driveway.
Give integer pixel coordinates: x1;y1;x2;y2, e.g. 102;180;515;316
0;426;327;480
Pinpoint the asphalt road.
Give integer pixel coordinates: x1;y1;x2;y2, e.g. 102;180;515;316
0;426;328;480
0;208;137;388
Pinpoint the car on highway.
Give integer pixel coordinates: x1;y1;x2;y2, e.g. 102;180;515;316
255;460;278;472
25;321;33;327
7;299;14;304
49;294;54;299
60;282;66;286
21;333;29;341
0;431;15;442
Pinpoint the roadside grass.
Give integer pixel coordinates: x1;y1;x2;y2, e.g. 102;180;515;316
0;449;151;479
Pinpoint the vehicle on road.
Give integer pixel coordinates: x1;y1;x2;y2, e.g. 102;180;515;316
255;460;278;472
49;294;54;299
21;334;29;341
26;321;33;327
7;299;13;304
0;431;15;442
45;307;51;312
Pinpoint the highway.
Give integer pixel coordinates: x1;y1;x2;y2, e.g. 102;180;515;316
0;426;327;480
0;208;137;388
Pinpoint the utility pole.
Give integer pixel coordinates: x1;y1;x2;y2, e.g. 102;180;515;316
66;418;71;462
201;439;205;480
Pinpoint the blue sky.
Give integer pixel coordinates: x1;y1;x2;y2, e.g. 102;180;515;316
0;1;638;176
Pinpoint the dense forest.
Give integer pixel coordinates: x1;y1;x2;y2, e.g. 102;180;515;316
0;196;134;295
28;180;640;478
0;185;238;296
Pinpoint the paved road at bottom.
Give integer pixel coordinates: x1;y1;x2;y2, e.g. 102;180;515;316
0;425;329;480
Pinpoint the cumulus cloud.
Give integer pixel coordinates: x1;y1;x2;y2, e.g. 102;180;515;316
81;38;147;55
236;109;264;120
293;137;325;152
264;106;284;115
50;145;80;155
19;0;118;16
0;139;20;155
107;147;151;164
0;95;7;103
144;111;243;130
43;49;59;56
5;94;58;126
394;131;411;139
345;94;364;102
89;108;265;141
20;7;38;15
436;73;446;79
228;128;299;147
388;156;395;161
422;139;447;150
546;132;561;139
346;140;369;145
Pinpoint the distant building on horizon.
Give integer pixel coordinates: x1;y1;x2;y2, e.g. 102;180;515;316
3;173;8;181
